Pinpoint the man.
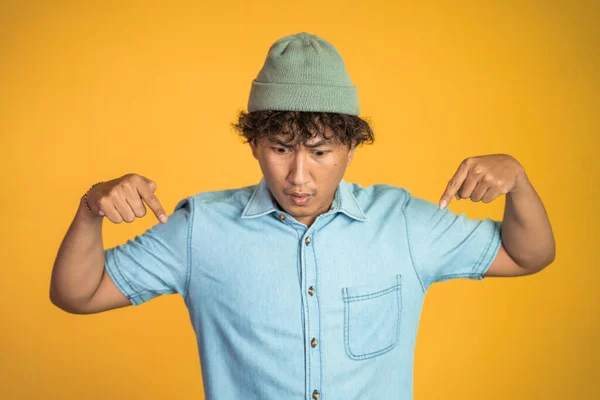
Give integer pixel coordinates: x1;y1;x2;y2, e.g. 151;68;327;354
50;32;556;399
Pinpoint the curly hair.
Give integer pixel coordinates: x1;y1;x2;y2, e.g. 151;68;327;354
232;110;374;149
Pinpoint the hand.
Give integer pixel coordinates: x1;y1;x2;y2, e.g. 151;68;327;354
439;154;526;209
85;173;168;224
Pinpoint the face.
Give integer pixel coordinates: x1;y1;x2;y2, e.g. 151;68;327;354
250;134;356;227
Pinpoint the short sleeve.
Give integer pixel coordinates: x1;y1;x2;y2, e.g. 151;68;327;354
402;191;502;291
104;197;192;306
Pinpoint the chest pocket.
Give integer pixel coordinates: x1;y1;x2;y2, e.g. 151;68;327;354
342;274;402;360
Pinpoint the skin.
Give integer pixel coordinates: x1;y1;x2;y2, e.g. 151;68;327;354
437;154;556;275
250;134;356;227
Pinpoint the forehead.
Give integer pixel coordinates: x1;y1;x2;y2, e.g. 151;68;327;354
265;134;340;147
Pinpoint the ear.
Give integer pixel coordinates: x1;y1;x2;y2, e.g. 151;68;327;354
346;144;357;166
250;140;258;160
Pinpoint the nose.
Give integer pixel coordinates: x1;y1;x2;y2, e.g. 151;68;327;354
287;151;310;186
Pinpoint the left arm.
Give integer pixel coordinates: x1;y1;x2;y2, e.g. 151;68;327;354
439;154;556;277
491;170;556;275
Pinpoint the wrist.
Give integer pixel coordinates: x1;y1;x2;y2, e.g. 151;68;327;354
510;169;532;195
78;195;103;221
80;182;104;220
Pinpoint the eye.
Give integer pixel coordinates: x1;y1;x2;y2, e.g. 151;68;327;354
272;147;288;154
313;150;329;157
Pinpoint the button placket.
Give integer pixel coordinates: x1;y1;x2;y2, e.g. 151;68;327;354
302;231;321;399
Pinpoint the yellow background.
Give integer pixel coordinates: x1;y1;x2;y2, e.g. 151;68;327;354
2;0;598;399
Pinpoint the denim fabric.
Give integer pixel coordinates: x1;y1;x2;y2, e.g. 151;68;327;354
105;177;502;400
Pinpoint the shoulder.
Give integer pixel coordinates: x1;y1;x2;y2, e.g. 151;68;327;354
344;181;442;220
345;181;412;208
173;184;256;213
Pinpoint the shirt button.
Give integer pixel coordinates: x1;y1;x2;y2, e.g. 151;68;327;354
305;237;311;245
312;390;320;399
311;338;318;348
279;214;286;221
308;286;315;296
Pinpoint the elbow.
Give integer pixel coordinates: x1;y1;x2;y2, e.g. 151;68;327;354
50;300;89;315
520;251;556;275
49;291;89;315
49;293;70;313
540;247;557;271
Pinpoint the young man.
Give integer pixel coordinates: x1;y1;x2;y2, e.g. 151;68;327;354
50;32;555;399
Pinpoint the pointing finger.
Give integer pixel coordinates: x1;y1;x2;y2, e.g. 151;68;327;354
439;162;469;209
138;181;168;223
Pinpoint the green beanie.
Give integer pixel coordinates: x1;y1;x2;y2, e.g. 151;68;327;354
248;32;360;116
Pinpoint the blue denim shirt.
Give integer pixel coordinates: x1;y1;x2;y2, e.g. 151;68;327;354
105;178;502;400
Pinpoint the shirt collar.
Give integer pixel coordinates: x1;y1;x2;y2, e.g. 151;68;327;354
241;177;367;222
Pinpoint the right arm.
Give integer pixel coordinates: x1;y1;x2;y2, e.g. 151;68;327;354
49;175;168;314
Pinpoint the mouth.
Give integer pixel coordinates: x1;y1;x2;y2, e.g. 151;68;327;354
287;193;311;205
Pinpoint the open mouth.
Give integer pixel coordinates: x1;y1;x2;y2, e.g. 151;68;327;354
288;194;311;205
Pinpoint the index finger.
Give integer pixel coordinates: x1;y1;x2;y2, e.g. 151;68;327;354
439;162;469;209
138;182;168;223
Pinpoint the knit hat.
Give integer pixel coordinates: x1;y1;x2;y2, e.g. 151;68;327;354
247;32;360;116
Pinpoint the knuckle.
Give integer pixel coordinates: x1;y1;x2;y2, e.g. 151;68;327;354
98;197;110;208
120;174;133;185
130;174;144;185
482;174;495;183
108;189;121;200
133;206;147;218
118;181;132;191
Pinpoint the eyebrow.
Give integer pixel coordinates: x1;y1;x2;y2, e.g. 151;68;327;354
271;139;331;148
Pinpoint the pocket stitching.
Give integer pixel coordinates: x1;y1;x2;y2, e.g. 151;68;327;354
343;274;402;360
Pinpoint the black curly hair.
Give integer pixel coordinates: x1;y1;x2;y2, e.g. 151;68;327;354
232;110;374;149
